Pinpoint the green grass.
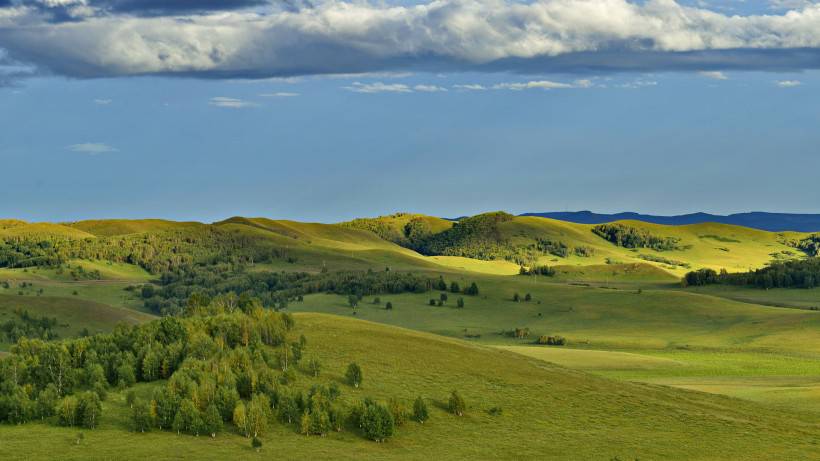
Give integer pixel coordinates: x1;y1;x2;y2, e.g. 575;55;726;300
0;294;154;349
2;314;819;460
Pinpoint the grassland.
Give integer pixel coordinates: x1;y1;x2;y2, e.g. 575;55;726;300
2;314;819;461
2;215;820;459
0;294;153;349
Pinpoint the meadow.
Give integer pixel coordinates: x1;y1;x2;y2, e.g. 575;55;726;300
1;214;819;459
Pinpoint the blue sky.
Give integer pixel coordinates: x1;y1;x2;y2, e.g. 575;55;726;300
1;1;820;222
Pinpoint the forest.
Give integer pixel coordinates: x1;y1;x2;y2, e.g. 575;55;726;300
0;297;443;443
683;258;820;289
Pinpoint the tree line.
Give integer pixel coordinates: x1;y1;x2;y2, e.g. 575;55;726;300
683;258;820;289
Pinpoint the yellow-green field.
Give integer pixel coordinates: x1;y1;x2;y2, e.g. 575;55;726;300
2;215;820;459
2;314;819;460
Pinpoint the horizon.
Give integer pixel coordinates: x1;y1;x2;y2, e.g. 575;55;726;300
5;208;820;225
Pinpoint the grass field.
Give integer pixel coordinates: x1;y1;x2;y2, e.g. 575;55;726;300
1;314;818;460
2;216;820;459
0;294;154;349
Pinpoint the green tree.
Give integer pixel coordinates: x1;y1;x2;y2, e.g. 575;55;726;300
36;384;59;419
359;400;395;442
413;396;429;423
450;281;460;293
203;403;222;437
385;301;393;310
132;399;154;433
346;363;363;388
247;394;270;437
78;392;102;429
448;390;466;416
457;297;465;308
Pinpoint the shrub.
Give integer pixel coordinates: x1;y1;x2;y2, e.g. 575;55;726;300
358;400;395;442
536;335;567;346
413;396;429;423
346;363;363;388
448;391;466;416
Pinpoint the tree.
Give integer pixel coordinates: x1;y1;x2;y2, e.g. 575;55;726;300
36;384;59;419
347;295;359;308
413;396;429;423
450;281;460;293
233;402;249;437
132;399;154;433
359;400;394;442
203;403;222;437
513;293;521;302
439;293;448;303
524;293;532;302
247;394;270;437
429;299;436;306
173;399;203;435
372;297;381;305
251;436;263;451
56;395;79;427
464;282;479;296
385;301;393;310
457;297;465;308
448;391;466;416
346;363;363;388
308;358;321;377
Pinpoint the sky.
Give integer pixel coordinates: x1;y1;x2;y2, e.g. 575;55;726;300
1;0;820;223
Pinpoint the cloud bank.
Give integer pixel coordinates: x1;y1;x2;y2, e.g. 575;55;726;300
3;0;820;81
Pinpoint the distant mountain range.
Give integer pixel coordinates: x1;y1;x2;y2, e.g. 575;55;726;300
519;211;820;232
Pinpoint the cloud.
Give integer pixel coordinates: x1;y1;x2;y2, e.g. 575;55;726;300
492;80;574;90
699;71;728;80
776;79;802;87
453;84;487;91
93;98;112;104
413;84;447;92
343;82;412;93
67;142;117;154
6;1;820;79
259;91;299;97
208;96;258;108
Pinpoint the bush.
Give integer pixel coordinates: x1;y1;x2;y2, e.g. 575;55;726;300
536;335;567;346
358;400;395;442
413;396;429;423
448;391;466;416
346;363;363;388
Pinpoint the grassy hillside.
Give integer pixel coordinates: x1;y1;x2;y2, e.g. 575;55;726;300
0;294;153;349
1;313;818;460
68;219;204;237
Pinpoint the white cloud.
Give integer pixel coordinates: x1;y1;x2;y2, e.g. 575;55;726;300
776;79;802;87
208;96;258;108
413;84;448;92
343;82;412;93
259;92;300;97
67;142;117;154
453;84;487;91
6;1;820;79
699;71;728;80
492;80;574;90
93;98;112;104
